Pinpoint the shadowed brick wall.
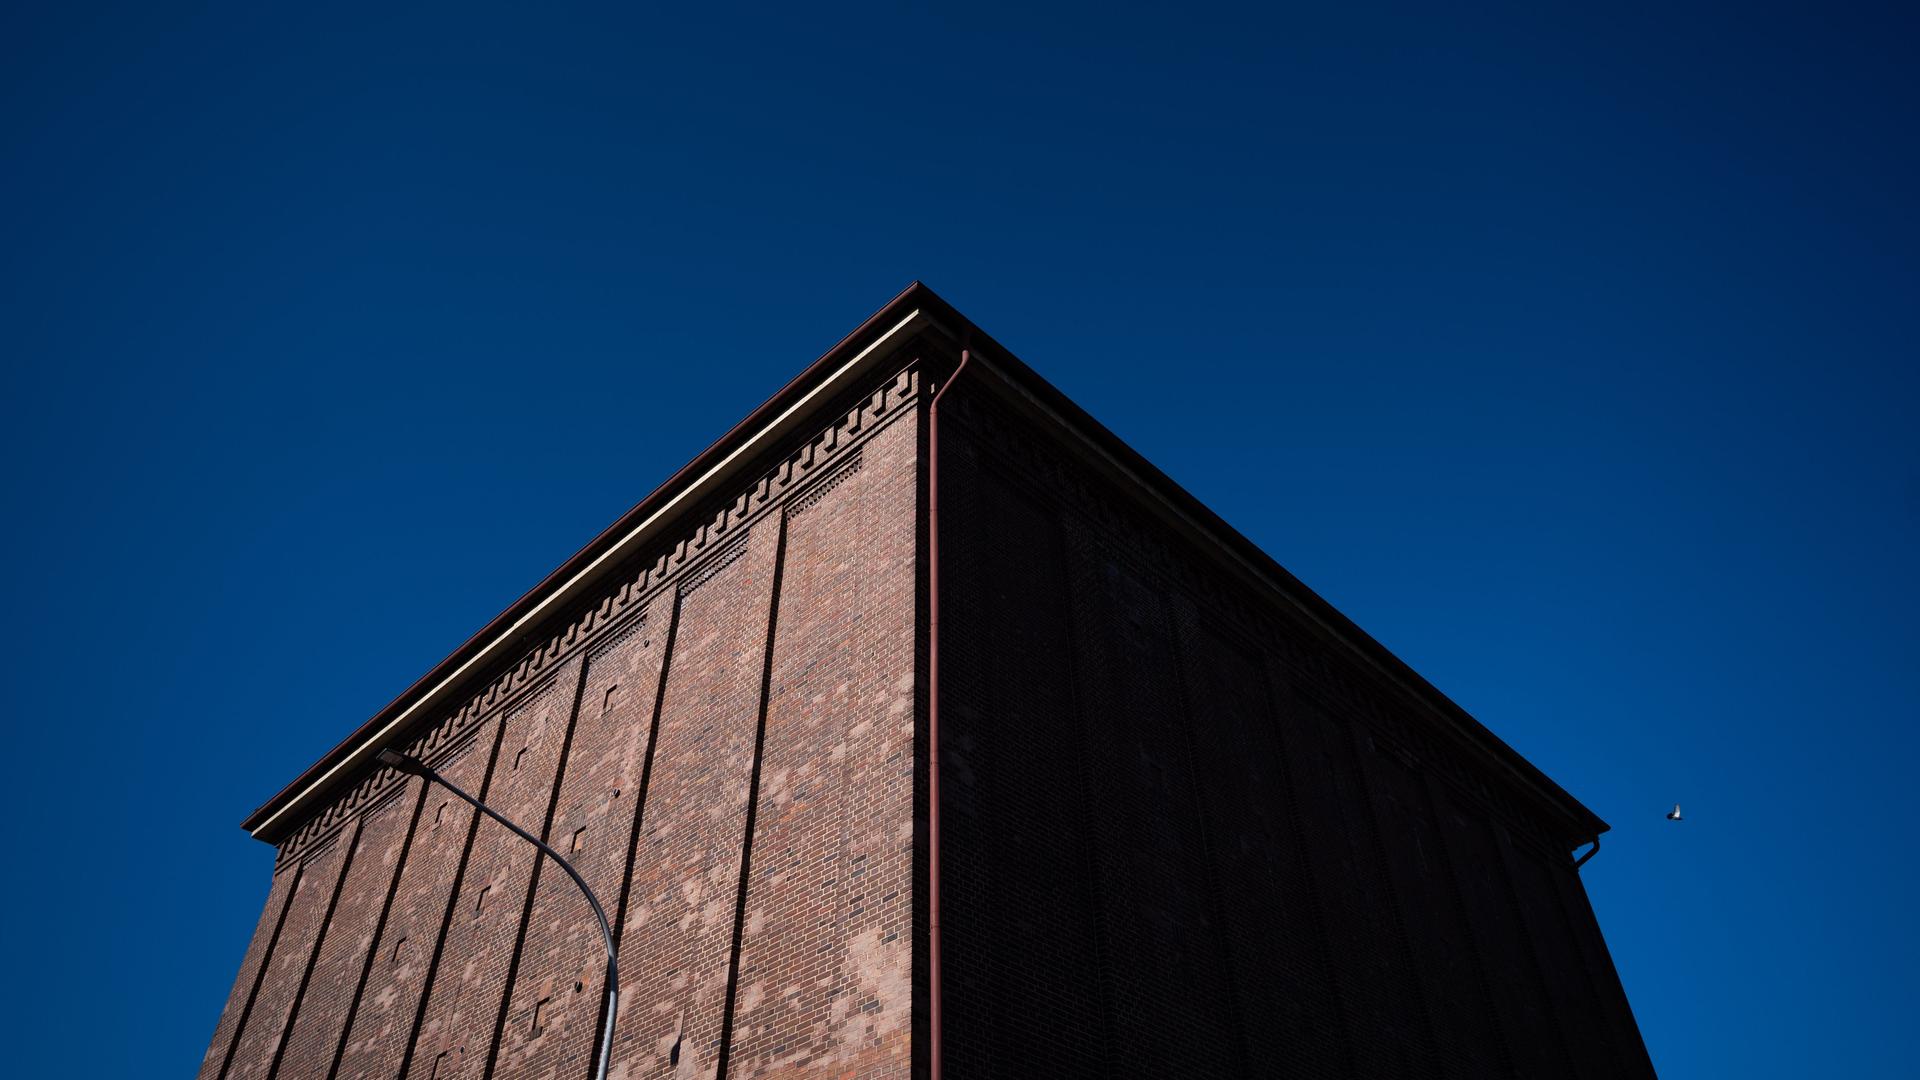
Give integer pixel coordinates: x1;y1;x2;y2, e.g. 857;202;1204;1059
935;372;1655;1079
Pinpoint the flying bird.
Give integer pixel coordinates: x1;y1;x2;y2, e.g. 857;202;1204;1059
1666;804;1683;821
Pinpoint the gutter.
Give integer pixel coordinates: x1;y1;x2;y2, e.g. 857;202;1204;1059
925;345;971;1080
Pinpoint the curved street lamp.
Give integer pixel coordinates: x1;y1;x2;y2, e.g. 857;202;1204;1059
376;749;619;1080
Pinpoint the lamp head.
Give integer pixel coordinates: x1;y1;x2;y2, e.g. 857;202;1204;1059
377;749;429;776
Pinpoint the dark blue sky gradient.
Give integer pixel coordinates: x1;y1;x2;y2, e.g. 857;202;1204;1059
4;3;1915;1075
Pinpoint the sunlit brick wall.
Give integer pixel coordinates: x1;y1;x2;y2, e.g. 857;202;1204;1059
201;362;923;1080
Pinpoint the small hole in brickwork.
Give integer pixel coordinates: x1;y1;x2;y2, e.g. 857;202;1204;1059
530;997;551;1037
574;979;585;993
610;788;621;800
570;827;587;854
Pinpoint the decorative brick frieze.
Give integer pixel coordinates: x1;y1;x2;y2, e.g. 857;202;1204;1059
677;534;749;596
585;608;649;661
786;447;863;516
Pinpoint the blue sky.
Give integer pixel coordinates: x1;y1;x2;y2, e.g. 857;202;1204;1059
3;3;1914;1075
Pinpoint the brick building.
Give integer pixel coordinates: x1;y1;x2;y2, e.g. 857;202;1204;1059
201;283;1653;1079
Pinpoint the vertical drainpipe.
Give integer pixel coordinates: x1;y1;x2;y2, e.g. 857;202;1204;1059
927;346;971;1080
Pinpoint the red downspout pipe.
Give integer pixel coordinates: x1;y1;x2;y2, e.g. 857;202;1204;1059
927;346;971;1080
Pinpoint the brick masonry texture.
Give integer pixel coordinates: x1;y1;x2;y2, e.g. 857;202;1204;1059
406;664;582;1079
202;359;924;1080
331;721;495;1080
490;601;667;1080
275;781;417;1078
201;859;299;1078
605;516;781;1079
723;416;917;1078
222;829;351;1080
202;317;1653;1078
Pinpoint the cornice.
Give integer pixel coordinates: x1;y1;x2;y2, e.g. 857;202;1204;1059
243;288;947;842
268;365;922;864
249;280;1609;867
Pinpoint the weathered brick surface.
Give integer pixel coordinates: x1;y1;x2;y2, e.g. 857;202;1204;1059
225;826;354;1080
206;358;924;1080
199;861;301;1080
333;720;500;1080
493;605;670;1079
408;665;582;1079
275;781;419;1079
726;413;918;1079
603;517;781;1080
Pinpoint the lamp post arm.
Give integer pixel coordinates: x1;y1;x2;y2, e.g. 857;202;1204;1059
379;750;619;1080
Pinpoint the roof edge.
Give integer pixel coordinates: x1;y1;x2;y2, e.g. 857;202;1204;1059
245;280;1609;846
944;332;1611;841
242;281;944;840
